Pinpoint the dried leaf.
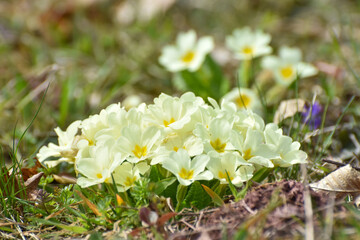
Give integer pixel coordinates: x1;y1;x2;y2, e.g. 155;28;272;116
25;172;44;196
310;164;360;199
273;99;306;124
1;164;46;201
315;61;344;80
53;173;77;184
130;227;144;237
75;190;102;217
201;184;224;207
21;159;42;181
156;212;176;226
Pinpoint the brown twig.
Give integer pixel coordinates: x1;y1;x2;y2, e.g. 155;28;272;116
322;159;360;171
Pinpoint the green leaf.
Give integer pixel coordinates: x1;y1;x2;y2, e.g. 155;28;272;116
201;183;224;207
31;218;88;234
161;179;178;205
184;181;212;209
251;167;271;183
180;70;206;98
204;56;229;100
154;177;176;195
89;232;103;240
225;170;238;199
149;165;161;182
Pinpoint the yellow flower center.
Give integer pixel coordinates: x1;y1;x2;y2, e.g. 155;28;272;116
243;148;254;161
218;171;234;180
178;167;194;180
235;94;251;108
124;176;137;187
96;173;110;183
132;145;147;159
163;117;176;127
182;51;195;63
280;66;294;79
242;46;253;55
173;146;186;152
210;138;227;153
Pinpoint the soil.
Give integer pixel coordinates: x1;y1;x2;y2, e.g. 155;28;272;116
169;180;336;240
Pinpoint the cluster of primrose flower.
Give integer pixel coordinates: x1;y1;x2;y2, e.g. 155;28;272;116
37;92;307;191
159;27;318;115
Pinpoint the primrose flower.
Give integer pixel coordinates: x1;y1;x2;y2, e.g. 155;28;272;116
76;145;124;188
113;162;150;192
162;149;213;186
37;120;81;168
79;103;122;147
151;131;203;165
233;110;265;136
261;46;318;86
221;88;262;115
147;92;204;132
159;30;214;72
226;27;272;60
95;104;147;143
231;128;278;168
116;124;162;163
264;123;307;167
207;152;254;186
194;117;234;154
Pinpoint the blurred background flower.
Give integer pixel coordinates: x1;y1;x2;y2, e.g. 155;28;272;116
226;27;272;60
301;101;323;130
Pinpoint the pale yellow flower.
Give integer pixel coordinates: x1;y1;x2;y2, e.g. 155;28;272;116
159;30;214;72
226;27;272;60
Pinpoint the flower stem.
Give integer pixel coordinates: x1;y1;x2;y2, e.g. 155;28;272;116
175;184;188;212
238;59;252;88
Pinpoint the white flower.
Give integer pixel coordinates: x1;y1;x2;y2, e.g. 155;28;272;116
230;128;278;168
207;97;238;120
226;27;272;60
147;92;204;132
264;123;307;167
207;152;254;186
151;131;203;165
95;104;147;143
194;117;234;154
261;46;318;86
232;110;265;137
122;94;143;110
116;124;162;163
76;144;124;188
79;103;122;146
221;88;262;114
113;162;150;192
37;120;81;168
159;30;214;72
162;149;213;186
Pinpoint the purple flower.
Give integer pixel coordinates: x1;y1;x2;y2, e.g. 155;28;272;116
302;102;323;130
